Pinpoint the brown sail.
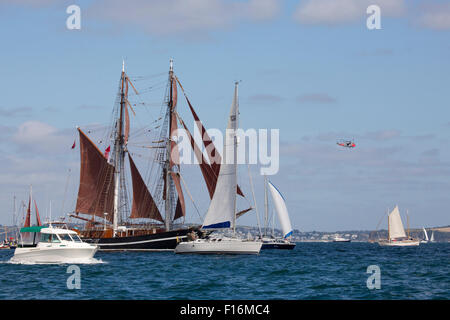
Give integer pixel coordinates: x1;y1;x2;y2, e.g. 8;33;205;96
178;113;217;198
129;154;163;222
176;77;244;197
76;128;115;222
24;197;31;227
34;200;42;226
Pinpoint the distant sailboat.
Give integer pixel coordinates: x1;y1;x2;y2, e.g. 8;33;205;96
378;206;420;247
260;178;296;250
174;82;262;255
430;231;435;243
421;227;429;244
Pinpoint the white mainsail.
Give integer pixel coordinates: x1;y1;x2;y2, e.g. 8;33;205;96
267;181;293;239
430;231;435;242
388;206;407;240
422;227;429;241
202;83;239;229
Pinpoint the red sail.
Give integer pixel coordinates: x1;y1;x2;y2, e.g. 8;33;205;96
75;128;115;222
178;115;217;198
34;200;41;226
184;94;221;175
24;197;31;227
174;197;184;221
176;78;244;197
129;155;164;222
171;172;186;220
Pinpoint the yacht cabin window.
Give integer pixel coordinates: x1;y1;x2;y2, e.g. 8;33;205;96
40;234;61;243
59;234;73;242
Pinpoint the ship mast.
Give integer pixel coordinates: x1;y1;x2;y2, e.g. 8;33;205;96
112;61;126;236
264;174;268;237
164;59;174;231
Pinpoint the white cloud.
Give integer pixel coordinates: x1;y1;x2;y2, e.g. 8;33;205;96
417;3;450;30
12;121;73;154
88;0;281;36
293;0;406;25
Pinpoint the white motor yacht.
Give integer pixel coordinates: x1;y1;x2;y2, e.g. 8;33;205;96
11;224;98;263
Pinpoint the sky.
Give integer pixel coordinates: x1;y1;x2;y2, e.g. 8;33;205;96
0;0;449;232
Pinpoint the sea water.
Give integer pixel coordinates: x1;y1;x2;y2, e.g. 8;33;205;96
0;242;448;300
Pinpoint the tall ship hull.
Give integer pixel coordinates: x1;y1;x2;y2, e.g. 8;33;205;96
83;226;199;251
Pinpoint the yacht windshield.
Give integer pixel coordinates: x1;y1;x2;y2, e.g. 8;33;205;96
72;234;82;242
40;234;61;243
59;234;73;242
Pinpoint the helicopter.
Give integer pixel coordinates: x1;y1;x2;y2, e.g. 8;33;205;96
336;139;356;148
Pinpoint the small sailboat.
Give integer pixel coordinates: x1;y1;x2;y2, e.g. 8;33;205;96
430;231;436;243
378;206;420;247
260;179;296;250
174;82;262;255
420;227;429;244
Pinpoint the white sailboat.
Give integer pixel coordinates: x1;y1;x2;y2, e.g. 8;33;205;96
430;231;435;243
260;179;296;249
378;206;420;247
421;227;429;244
174;82;262;255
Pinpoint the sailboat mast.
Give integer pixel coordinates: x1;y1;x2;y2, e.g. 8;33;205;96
113;61;126;236
406;209;410;239
387;208;390;242
30;184;32;217
164;59;174;231
264;174;268;237
232;81;239;235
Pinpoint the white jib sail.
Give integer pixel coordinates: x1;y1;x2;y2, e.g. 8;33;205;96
388;206;406;240
267;181;293;239
422;227;429;241
202;83;239;229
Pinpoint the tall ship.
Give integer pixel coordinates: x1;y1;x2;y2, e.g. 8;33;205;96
70;60;249;251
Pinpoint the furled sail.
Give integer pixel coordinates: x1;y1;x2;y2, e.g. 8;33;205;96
128;155;163;222
76;128;115;222
388;206;406;240
202;83;239;229
267;181;293;239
